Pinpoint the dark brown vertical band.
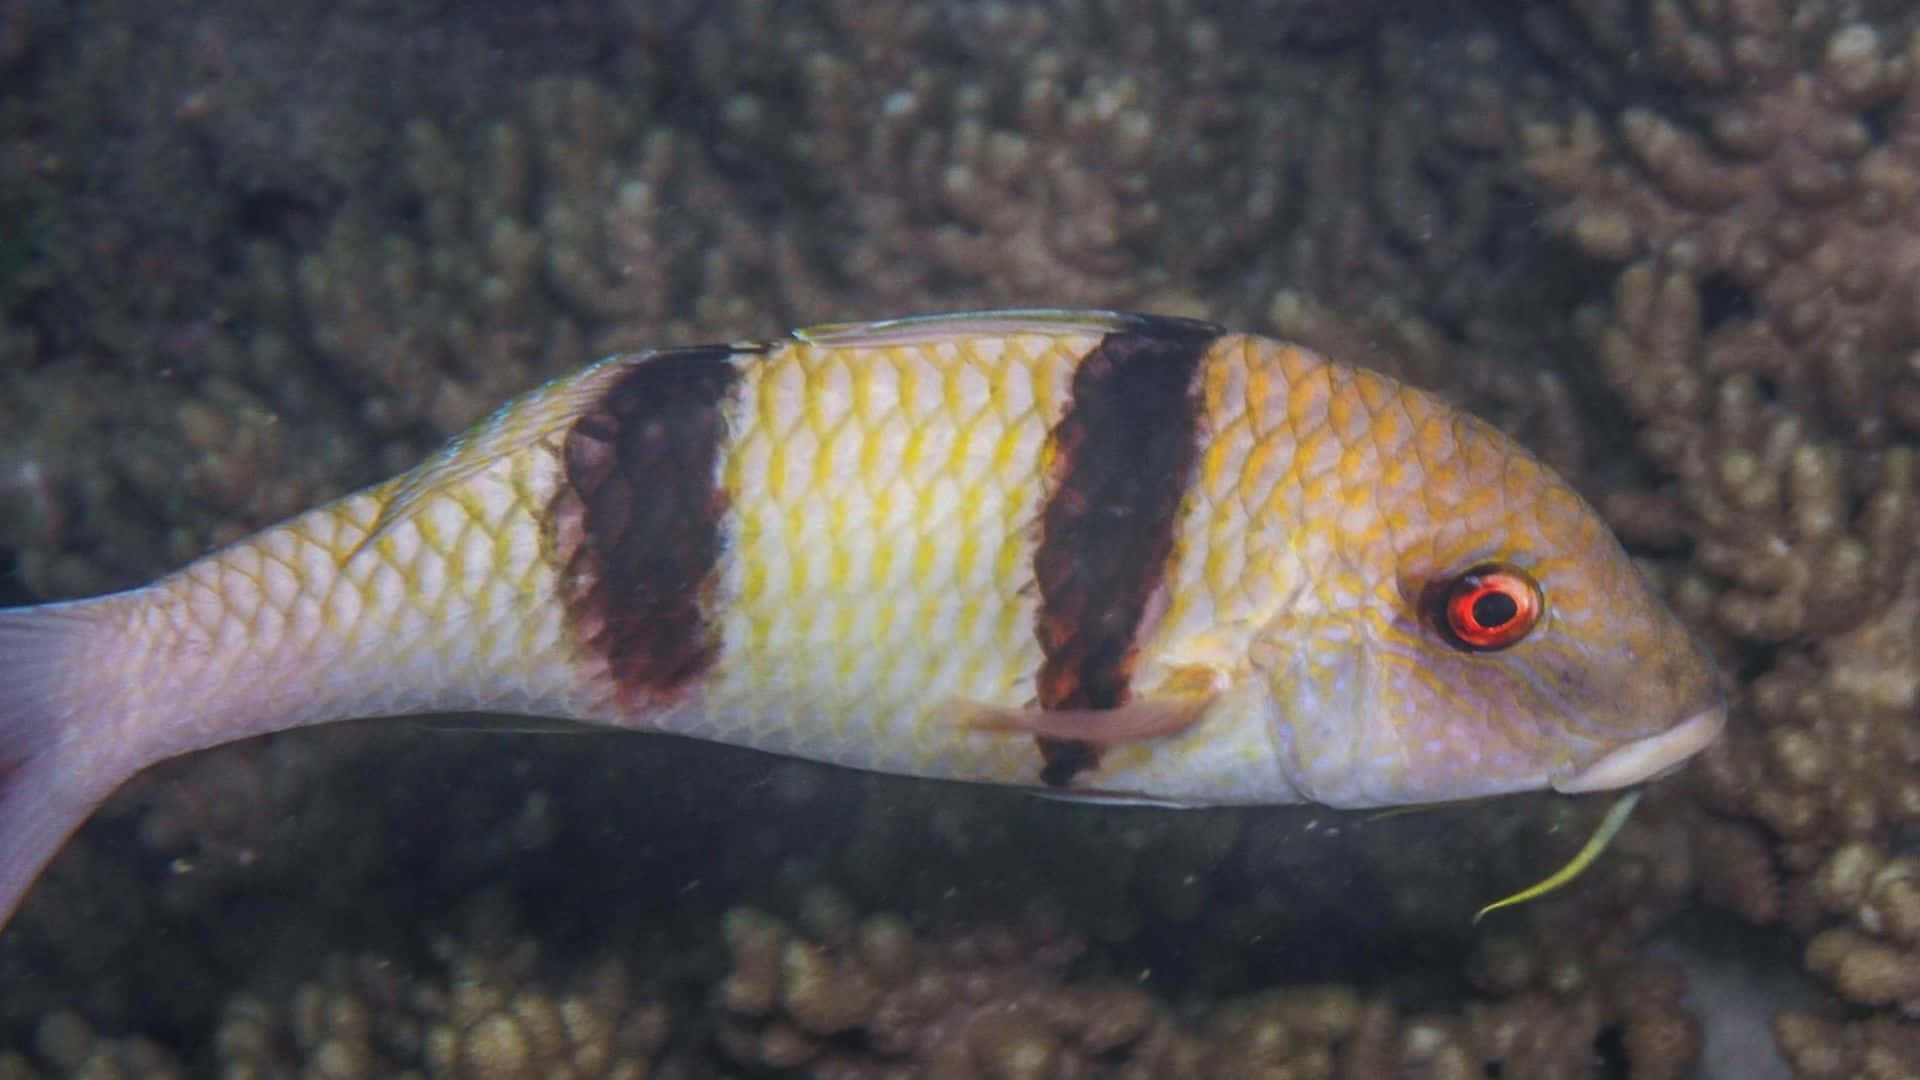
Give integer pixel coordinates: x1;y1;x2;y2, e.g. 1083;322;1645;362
1032;315;1219;786
551;346;743;710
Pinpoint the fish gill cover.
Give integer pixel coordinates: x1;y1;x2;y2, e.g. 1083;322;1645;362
0;0;1916;1075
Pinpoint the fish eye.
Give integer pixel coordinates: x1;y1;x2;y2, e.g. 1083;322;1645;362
1435;563;1542;651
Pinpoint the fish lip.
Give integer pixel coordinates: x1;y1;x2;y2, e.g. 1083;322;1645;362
1550;703;1727;794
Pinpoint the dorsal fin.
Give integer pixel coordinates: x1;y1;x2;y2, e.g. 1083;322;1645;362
348;355;655;561
792;309;1220;348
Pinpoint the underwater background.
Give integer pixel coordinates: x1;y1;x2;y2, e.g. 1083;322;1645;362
1;0;1918;1075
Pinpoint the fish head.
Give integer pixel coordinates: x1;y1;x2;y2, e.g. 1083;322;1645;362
1255;398;1724;809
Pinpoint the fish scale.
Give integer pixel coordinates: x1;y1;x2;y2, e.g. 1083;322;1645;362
0;309;1726;928
125;444;587;754
705;332;1087;777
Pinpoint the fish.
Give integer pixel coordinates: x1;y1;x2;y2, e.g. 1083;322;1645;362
0;309;1726;928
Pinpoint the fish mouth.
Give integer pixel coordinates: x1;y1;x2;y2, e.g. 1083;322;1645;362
1551;703;1727;794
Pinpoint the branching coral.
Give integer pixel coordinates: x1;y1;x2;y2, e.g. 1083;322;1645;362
1526;0;1920;837
716;900;1152;1075
1593;261;1918;645
1529;1;1920;646
12;0;1904;1075
1806;844;1920;1014
212;896;673;1079
1528;2;1920;442
1;1012;184;1079
712;882;1709;1078
685;0;1566;328
1520;0;1920;1070
1774;1010;1920;1078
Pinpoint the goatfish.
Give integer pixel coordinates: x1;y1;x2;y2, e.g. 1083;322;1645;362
0;310;1724;928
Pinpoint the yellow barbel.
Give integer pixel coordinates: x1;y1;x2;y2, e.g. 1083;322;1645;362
0;310;1724;927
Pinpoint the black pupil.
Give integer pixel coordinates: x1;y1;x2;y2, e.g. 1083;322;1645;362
1471;588;1518;629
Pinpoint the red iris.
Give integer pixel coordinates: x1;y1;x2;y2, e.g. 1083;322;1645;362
1439;564;1541;651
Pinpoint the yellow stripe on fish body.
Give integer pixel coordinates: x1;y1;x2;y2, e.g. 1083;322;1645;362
0;310;1727;928
712;328;1092;781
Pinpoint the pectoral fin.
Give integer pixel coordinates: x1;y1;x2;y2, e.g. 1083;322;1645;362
954;694;1213;745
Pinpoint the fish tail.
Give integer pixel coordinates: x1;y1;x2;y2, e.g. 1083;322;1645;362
0;596;131;927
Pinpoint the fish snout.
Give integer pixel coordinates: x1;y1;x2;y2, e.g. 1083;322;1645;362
1550;702;1727;794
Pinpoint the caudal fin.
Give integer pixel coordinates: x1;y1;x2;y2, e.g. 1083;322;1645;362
0;596;131;929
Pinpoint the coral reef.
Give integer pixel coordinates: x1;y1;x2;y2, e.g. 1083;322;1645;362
212;897;675;1080
1519;0;1920;1071
1774;1010;1920;1079
0;727;1728;1076
0;1012;183;1079
6;876;1711;1078
709;882;1706;1078
8;0;1920;1076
